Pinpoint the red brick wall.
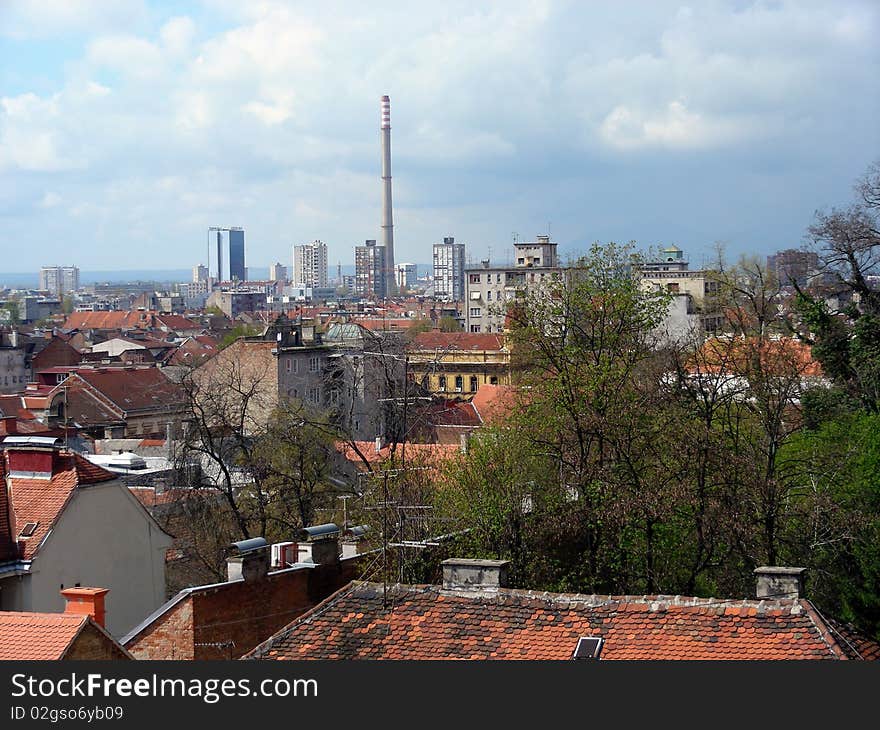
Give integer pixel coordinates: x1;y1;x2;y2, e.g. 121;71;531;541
126;597;195;660
64;624;131;660
126;557;360;660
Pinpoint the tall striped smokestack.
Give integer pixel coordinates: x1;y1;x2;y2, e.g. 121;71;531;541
380;95;396;295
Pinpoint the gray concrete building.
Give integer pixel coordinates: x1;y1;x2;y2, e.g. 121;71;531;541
464;235;562;333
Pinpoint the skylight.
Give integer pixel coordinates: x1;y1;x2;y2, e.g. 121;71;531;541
18;522;38;538
572;637;604;660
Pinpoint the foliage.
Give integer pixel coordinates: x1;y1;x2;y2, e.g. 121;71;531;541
219;324;263;350
438;315;461;332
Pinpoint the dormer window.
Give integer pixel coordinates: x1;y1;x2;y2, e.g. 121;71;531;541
19;522;38;538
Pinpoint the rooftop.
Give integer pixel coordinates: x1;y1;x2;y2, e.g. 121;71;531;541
247;581;877;660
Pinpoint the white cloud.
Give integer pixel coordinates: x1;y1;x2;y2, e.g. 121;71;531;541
599;101;758;151
40;192;62;208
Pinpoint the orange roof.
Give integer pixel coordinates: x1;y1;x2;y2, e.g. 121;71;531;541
470;384;517;426
335;440;459;469
248;582;873;661
6;451;117;560
0;612;88;660
63;311;154;331
409;332;505;351
692;336;823;378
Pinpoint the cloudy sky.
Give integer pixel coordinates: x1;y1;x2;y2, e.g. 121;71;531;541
1;0;878;274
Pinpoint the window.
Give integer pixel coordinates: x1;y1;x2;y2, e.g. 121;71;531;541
19;522;38;538
469;376;478;392
285;359;291;373
469;273;481;284
438;375;447;391
489;376;498;385
496;273;502;283
292;359;298;373
518;258;525;265
486;290;492;301
307;387;321;404
470;325;481;333
309;356;320;372
469;307;481;317
329;388;339;405
667;282;680;293
454;375;463;392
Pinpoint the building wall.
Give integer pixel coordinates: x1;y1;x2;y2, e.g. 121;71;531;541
292;241;328;288
0;483;172;637
126;558;361;660
465;266;562;333
0;347;28;394
229;229;246;282
433;240;465;301
64;623;131;660
408;347;511;396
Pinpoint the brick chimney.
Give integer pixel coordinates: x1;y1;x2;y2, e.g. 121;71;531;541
0;417;17;436
754;566;807;600
61;587;109;628
442;558;510;593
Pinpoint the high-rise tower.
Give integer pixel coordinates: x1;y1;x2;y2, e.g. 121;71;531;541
380;95;396;295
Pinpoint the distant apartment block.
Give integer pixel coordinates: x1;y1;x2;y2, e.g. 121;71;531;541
464;235;561;333
396;263;417;290
767;249;820;288
433;237;466;301
192;264;209;283
355;240;387;299
39;266;79;298
269;262;288;283
293;240;328;288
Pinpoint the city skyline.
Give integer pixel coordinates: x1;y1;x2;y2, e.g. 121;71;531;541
1;1;878;273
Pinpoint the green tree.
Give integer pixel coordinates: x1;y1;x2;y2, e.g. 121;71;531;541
438;315;461;332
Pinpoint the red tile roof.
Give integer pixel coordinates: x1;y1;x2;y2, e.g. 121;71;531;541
335;441;459;470
470;384;517;425
247;582;874;661
70;367;185;414
0;612;88;660
410;332;505;351
692;337;823;378
5;451;117;560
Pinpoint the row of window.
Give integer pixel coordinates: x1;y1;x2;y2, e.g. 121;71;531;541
423;374;499;392
284;356;322;374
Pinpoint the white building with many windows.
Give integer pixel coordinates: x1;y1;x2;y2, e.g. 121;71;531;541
292;240;328;288
432;237;466;301
464;235;561;333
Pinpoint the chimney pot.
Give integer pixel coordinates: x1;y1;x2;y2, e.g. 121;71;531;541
226;546;270;582
442;558;510;593
754;566;806;600
61;587;109;628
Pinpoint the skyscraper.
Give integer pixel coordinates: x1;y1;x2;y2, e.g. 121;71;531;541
432;237;466;301
355;239;387;298
209;227;246;282
229;228;245;281
293;240;328;287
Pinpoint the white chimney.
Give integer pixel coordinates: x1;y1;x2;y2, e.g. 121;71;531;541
442;558;510;593
754;566;806;600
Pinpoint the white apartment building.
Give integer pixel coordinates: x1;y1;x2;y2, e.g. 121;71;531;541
293;240;328;288
39;266;79;298
464;235;561;333
433;237;466;301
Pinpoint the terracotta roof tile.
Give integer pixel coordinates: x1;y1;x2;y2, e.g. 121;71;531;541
247;583;879;661
409;332;505;352
0;612;87;660
5;451;117;559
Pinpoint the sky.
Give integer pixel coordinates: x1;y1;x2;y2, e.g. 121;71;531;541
1;0;878;273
